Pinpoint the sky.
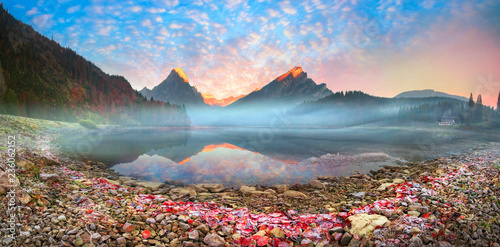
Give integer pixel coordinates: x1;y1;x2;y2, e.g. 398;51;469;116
3;0;500;106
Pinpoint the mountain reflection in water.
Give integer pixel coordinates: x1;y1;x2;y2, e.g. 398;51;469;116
57;127;497;186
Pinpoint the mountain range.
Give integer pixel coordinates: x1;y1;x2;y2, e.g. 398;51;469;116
1;4;487;128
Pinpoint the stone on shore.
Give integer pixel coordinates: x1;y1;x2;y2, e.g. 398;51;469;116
347;213;389;238
39;173;60;184
284;190;308;199
309;179;326;189
204;233;225;247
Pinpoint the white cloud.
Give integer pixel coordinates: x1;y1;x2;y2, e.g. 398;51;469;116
26;7;39;16
148;7;166;13
66;5;81;14
129;6;142;13
268;9;280;17
163;0;179;7
31;14;55;30
280;1;297;15
142;19;152;27
14;4;24;9
169;23;183;29
97;26;113;36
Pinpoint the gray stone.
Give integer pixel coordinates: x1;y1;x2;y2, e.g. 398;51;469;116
340;232;352;246
204;233;225;247
409;236;423;247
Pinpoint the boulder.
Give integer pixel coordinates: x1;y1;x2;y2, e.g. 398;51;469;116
274;184;289;193
309;180;326;189
284;190;308;199
347;213;389;238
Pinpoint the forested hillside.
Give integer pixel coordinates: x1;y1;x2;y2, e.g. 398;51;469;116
0;4;189;126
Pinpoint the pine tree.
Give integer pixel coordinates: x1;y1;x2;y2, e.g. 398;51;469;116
475;94;483;123
497;91;500;111
467;93;475;126
468;93;475;108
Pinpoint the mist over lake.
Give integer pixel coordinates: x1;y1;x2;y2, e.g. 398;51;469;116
57;126;499;186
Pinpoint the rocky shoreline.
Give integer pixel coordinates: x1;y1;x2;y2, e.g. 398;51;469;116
1;115;500;246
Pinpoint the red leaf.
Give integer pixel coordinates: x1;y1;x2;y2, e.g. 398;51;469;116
142;229;151;239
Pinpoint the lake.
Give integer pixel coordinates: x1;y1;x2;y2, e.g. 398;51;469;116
57;126;499;186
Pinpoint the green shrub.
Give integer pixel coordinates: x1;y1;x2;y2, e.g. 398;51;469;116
78;119;98;129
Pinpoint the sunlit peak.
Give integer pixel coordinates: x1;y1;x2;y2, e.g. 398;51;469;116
173;67;189;83
276;66;303;81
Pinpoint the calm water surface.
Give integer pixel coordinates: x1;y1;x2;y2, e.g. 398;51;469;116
58;126;499;186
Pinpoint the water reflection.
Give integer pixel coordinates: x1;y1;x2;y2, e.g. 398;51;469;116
57;127;498;186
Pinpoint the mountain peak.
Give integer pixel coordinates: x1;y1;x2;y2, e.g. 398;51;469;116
173;67;189;83
276;66;304;81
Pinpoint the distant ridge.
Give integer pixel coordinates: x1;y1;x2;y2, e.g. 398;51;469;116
394;89;468;102
201;93;246;107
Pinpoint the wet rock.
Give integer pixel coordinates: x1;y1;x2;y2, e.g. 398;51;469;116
204;233;225;247
347;213;388;238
